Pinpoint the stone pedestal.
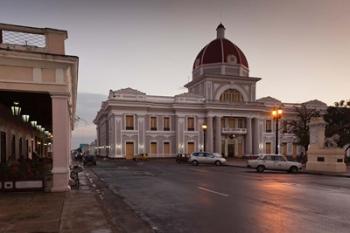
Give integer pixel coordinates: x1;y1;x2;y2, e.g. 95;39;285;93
306;117;346;173
306;148;346;173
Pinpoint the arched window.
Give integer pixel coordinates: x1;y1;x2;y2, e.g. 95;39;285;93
219;89;244;103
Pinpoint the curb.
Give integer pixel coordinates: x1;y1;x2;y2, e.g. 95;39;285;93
225;163;350;178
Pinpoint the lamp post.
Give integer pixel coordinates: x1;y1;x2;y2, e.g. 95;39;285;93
272;108;283;154
30;121;37;127
11;102;21;116
202;124;207;152
22;114;30;123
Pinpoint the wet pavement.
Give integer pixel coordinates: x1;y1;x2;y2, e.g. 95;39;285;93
90;159;350;233
0;171;116;233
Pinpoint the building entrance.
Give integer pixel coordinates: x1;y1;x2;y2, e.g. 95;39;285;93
228;143;235;157
125;142;134;160
187;142;195;155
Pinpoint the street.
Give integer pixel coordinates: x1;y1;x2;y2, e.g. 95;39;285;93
89;159;350;233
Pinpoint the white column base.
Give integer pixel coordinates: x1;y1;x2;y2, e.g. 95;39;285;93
50;168;70;192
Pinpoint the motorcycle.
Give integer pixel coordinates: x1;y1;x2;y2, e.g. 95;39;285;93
176;153;189;163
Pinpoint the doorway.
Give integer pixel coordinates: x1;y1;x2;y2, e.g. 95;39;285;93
187;142;195;155
228;143;235;157
1;132;6;163
125;142;134;160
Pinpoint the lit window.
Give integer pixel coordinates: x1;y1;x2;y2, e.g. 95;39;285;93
219;89;243;103
228;118;235;128
150;142;157;154
281;143;287;155
164;142;170;154
187;117;194;131
238;118;245;128
126;115;134;130
265;142;272;154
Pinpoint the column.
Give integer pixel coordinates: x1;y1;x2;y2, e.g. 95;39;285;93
176;116;185;153
198;117;204;151
215;116;221;154
206;116;213;153
245;117;252;155
138;115;145;154
51;95;70;192
252;118;259;154
115;116;122;157
110;114;116;157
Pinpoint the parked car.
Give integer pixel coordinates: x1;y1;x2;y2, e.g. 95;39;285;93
247;154;302;173
83;154;97;166
189;152;226;166
133;153;148;161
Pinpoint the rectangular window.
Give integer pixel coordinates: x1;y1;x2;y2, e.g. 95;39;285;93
292;143;297;157
266;120;272;133
150;142;157;154
187;117;194;131
151;117;157;131
281;143;287;155
126;115;134;130
228;118;235;128
164;142;170;154
238;142;243;156
221;118;225;128
265;142;272;154
238;118;245;128
282;121;288;133
164;117;170;131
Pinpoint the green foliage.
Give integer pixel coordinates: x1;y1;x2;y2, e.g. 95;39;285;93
324;106;350;148
287;104;320;153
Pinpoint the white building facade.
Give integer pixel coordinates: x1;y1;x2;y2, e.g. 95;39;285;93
94;24;326;159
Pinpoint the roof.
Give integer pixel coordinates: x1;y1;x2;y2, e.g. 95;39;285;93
193;38;248;69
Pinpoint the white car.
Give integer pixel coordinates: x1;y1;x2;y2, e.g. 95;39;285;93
189;152;226;166
247;154;302;173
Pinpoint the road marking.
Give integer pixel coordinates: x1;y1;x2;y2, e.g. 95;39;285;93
198;186;229;197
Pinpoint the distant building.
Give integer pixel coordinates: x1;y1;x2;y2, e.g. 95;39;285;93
94;24;326;159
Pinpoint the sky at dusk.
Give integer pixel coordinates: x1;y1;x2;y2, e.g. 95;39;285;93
1;0;349;146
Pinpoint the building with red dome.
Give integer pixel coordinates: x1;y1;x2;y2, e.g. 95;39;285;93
94;24;326;159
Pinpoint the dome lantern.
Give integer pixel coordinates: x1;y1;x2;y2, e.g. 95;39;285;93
216;23;225;39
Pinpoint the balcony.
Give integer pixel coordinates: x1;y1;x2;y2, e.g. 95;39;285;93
222;128;247;135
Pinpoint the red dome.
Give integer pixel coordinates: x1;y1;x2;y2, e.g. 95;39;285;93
193;38;248;69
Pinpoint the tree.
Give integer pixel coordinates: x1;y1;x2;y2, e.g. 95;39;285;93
324;102;350;148
288;104;320;154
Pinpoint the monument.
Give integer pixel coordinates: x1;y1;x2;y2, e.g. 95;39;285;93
306;117;346;172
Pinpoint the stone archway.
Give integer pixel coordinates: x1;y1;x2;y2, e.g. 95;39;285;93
215;84;249;102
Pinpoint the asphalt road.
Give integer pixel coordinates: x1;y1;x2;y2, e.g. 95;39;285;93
90;159;350;233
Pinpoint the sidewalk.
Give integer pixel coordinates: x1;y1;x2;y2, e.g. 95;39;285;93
0;171;115;233
225;158;350;178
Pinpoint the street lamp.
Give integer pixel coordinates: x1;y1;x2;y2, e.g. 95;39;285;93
11;102;21;116
202;124;207;152
22;114;30;123
272;108;283;154
31;121;37;127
